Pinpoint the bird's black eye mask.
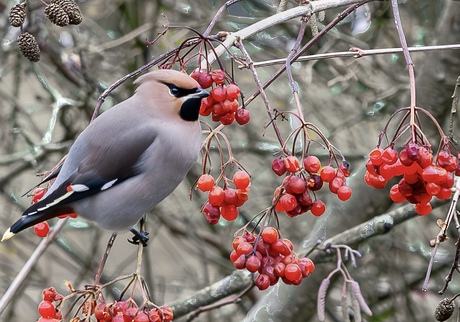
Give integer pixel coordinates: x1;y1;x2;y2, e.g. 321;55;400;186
161;82;204;122
162;82;200;98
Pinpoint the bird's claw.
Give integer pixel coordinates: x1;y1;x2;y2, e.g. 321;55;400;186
128;228;149;247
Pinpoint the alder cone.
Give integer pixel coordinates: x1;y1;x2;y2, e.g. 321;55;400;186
9;3;26;27
17;33;40;62
44;3;70;27
52;0;83;25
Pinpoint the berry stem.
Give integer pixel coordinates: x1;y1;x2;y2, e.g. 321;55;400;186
235;40;288;153
93;233;118;286
285;17;308;124
390;0;417;140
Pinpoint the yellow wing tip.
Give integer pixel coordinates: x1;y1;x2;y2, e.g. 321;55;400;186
1;228;15;242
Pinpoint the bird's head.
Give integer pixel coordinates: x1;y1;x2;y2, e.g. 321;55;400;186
134;69;209;122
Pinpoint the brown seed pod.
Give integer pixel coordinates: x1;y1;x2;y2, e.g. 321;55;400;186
44;3;70;27
17;32;40;62
435;298;455;321
52;0;82;25
8;2;27;27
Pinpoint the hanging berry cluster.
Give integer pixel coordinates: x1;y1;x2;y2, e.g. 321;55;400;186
198;170;251;224
8;0;82;62
92;300;173;322
192;70;250;126
230;227;315;290
366;143;458;215
272;155;351;217
30;187;78;239
365;107;460;216
37;285;174;322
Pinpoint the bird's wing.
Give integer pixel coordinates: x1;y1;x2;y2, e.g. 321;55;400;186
6;120;157;236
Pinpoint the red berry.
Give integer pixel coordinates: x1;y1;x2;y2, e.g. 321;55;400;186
338;161;351;177
426;182;441;196
34;222;50;238
255;274;270;290
199;97;214;116
245;255;261;273
285;176;307;194
298;257;315;277
32;188;47;203
417;146;433;168
311;200;326;216
221;204;238;221
303;155;321;173
210;86;227;102
337;186;352;201
197;174;215;192
284;263;302;282
285;156;300;173
38;301;57;319
307;174;323;191
279;193;297;211
226;83;241;100
415;202;432;216
233;170;250;189
42;287;62;302
236;242;253;256
197;72;214;89
222;99;239;114
235;108;250;125
220;112;236;125
208;186;225;206
389;184;405;203
406;142;419;160
320;166;336;182
272;158;287;176
134;311;150;322
261;227;279;244
381;147;398;165
369;148;384;165
95;302;110;320
271;239;291;256
112;313;125;322
211;70;226;84
190;71;200;81
202;203;220;224
224;188;238;205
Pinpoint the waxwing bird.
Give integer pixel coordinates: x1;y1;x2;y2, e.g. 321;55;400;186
2;69;209;244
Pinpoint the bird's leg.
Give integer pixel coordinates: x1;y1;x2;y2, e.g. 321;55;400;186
128;217;149;247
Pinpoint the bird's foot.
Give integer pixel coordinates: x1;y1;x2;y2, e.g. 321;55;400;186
128;228;149;247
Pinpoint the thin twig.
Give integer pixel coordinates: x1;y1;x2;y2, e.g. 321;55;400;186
0;218;68;315
93;233;118;286
448;76;460;140
243;44;460;68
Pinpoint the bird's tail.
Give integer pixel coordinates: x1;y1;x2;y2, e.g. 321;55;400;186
2;190;75;241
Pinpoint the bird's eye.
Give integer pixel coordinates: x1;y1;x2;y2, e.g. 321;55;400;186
170;87;180;96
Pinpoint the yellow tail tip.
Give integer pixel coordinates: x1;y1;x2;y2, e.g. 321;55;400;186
1;228;15;242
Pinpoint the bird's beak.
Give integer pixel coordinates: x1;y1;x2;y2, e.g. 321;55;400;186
191;88;209;99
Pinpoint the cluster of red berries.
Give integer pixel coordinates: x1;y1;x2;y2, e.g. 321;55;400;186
30;187;78;238
271;155;352;217
93;300;173;322
192;70;250;126
37;287;63;321
230;227;315;290
37;287;174;322
365;143;459;215
198;170;251;224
